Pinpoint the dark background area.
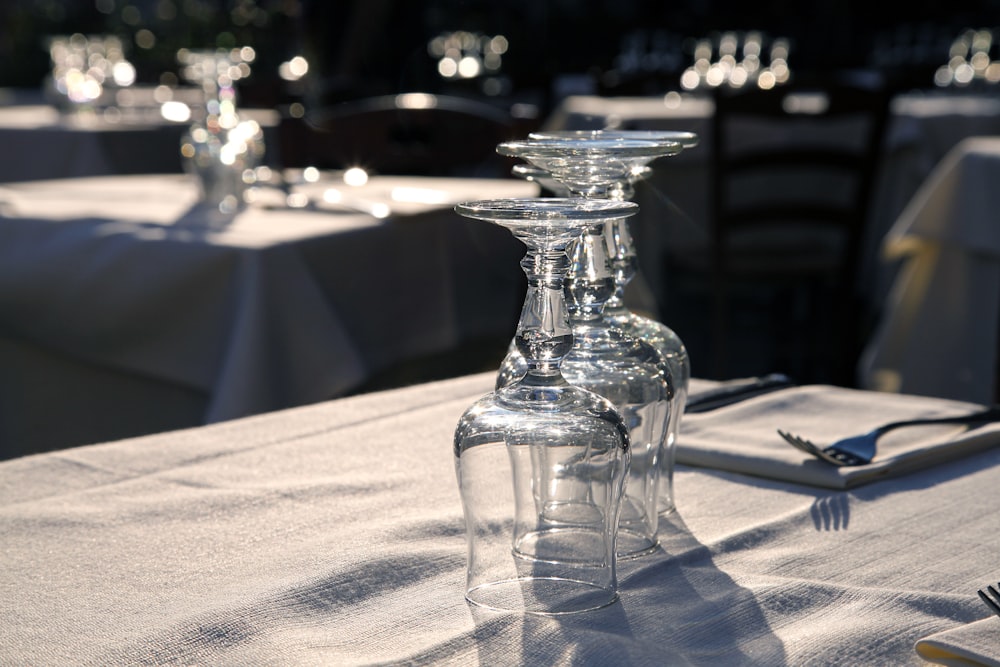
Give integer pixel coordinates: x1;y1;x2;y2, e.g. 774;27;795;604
3;1;1000;115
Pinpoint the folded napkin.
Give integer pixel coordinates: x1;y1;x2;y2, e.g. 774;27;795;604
916;617;1000;666
678;384;1000;489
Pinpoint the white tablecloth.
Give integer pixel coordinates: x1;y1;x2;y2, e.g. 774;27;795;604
0;174;537;455
1;371;998;665
0;102;281;183
860;136;1000;404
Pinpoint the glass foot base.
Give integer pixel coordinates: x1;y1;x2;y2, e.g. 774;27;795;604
466;578;618;615
616;528;659;560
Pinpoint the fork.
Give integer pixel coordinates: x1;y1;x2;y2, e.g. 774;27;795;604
777;406;1000;467
979;583;1000;619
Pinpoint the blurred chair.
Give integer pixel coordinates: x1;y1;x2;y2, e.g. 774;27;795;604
277;93;521;177
697;73;890;384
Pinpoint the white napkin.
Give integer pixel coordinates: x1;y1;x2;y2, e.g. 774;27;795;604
916;617;1000;666
677;385;1000;489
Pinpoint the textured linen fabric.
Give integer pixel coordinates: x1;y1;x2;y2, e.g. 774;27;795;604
1;372;999;665
678;383;1000;489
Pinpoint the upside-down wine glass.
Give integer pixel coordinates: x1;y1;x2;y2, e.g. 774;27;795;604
523;130;698;516
454;198;637;615
496;138;679;557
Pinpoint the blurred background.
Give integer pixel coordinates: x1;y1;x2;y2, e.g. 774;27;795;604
3;1;1000;114
4;0;1000;456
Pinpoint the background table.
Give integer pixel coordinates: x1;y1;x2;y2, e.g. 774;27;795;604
860;136;1000;405
1;371;997;665
0;173;537;456
0;99;278;183
545;91;1000;311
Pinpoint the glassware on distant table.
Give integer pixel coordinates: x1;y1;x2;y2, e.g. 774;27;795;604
454;198;637;614
46;34;137;117
497;131;697;514
178;47;264;217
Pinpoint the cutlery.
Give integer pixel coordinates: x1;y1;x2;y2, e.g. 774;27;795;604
685;373;794;414
979;583;1000;619
777;407;1000;466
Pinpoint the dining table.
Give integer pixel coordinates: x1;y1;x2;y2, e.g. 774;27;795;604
860;135;1000;405
0;87;281;184
543;90;1000;311
1;369;999;665
0;171;538;457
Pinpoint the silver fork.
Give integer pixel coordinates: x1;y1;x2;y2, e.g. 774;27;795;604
777;407;1000;467
979;583;1000;619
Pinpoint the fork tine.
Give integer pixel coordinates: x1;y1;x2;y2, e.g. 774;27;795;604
779;430;820;456
979;585;1000;618
777;430;852;467
778;430;809;452
777;430;814;455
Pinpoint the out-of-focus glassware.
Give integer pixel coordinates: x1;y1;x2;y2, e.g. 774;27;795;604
454;197;636;614
679;31;791;91
178;47;264;217
46;34;137;115
499;134;693;517
931;27;1000;88
428;30;511;97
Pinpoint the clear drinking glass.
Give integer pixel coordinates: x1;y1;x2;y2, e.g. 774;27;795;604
454;198;638;615
510;131;698;515
178;48;265;217
559;221;674;556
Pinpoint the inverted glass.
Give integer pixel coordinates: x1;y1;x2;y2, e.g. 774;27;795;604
507;132;697;515
454;198;637;614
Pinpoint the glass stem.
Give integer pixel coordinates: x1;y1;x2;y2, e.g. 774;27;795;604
514;249;574;381
604;217;638;312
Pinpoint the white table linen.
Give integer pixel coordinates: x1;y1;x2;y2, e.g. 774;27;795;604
1;371;998;665
860;136;1000;404
0;174;537;454
0;102;278;182
917;618;1000;667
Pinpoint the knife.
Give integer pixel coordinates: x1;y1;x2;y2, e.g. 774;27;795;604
685;373;795;414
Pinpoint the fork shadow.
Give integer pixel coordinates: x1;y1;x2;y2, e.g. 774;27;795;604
810;493;850;531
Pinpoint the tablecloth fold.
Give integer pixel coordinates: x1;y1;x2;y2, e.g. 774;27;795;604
916;617;1000;666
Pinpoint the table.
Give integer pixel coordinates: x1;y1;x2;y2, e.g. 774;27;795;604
0;173;537;456
860;136;1000;405
0;101;278;183
545;91;1000;310
1;371;998;665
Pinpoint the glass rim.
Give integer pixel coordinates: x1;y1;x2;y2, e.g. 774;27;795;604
497;138;681;159
530;129;699;149
455;197;638;221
